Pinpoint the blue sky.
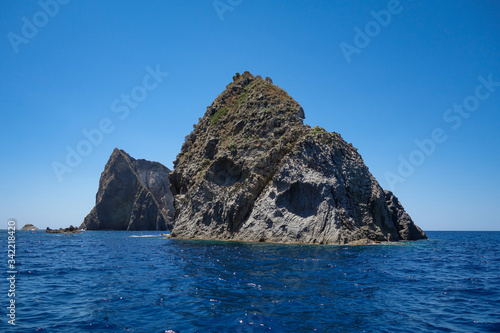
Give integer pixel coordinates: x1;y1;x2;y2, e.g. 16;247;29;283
1;0;499;231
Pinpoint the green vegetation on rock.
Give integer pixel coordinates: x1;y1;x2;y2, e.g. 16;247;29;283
210;107;229;125
229;142;237;153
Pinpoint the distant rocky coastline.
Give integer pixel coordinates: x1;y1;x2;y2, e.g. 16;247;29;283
81;72;427;244
20;224;39;231
46;226;82;233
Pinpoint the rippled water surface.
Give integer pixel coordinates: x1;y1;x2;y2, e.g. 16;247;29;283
1;231;499;332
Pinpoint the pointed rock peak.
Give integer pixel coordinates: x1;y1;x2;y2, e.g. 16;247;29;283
169;73;426;243
110;147;134;162
203;71;305;128
81;148;175;231
171;72;309;193
111;147;127;156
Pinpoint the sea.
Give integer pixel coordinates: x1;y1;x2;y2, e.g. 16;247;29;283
0;230;499;333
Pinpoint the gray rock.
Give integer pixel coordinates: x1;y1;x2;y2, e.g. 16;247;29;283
46;225;81;233
80;149;174;231
169;73;426;244
20;224;39;231
82;72;426;243
384;190;426;240
236;133;420;244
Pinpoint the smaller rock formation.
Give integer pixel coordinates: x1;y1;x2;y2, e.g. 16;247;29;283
384;190;425;240
80;148;175;231
46;226;82;233
20;224;39;231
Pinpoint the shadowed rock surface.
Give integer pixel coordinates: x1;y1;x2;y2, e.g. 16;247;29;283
80;149;175;231
384;190;425;240
169;72;426;244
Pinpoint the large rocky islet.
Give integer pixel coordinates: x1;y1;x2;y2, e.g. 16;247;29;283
81;72;426;244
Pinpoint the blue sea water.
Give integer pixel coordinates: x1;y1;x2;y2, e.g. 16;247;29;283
0;231;499;333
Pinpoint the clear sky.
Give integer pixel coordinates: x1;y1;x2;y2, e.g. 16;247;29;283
1;0;499;231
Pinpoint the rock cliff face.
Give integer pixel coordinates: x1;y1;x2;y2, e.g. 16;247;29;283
384;190;425;240
80;149;175;231
169;72;426;244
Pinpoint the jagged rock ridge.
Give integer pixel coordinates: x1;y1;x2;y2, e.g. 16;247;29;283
46;225;81;233
80;149;174;231
169;72;426;244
